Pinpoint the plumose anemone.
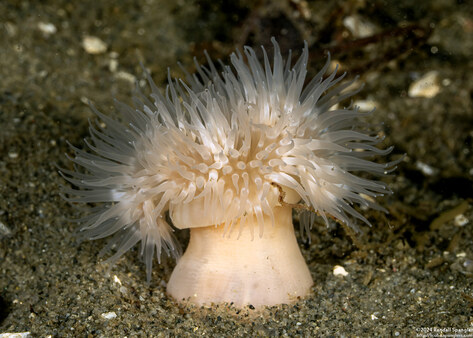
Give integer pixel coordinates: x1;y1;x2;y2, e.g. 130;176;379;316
61;38;399;308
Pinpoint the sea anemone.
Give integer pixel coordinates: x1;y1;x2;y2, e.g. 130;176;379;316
61;38;399;308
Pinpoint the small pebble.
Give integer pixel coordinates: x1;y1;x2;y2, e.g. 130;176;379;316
109;58;118;72
0;221;12;238
37;22;57;36
333;265;348;277
343;15;377;38
82;36;107;54
415;161;436;176
454;214;469;227
463;259;473;273
354;99;377;112
8;151;18;159
113;275;122;285
115;71;136;83
408;71;440;98
0;333;31;338
101;311;117;319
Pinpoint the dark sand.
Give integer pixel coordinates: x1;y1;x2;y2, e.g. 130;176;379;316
1;0;472;336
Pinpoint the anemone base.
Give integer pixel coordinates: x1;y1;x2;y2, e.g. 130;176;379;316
167;206;313;308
